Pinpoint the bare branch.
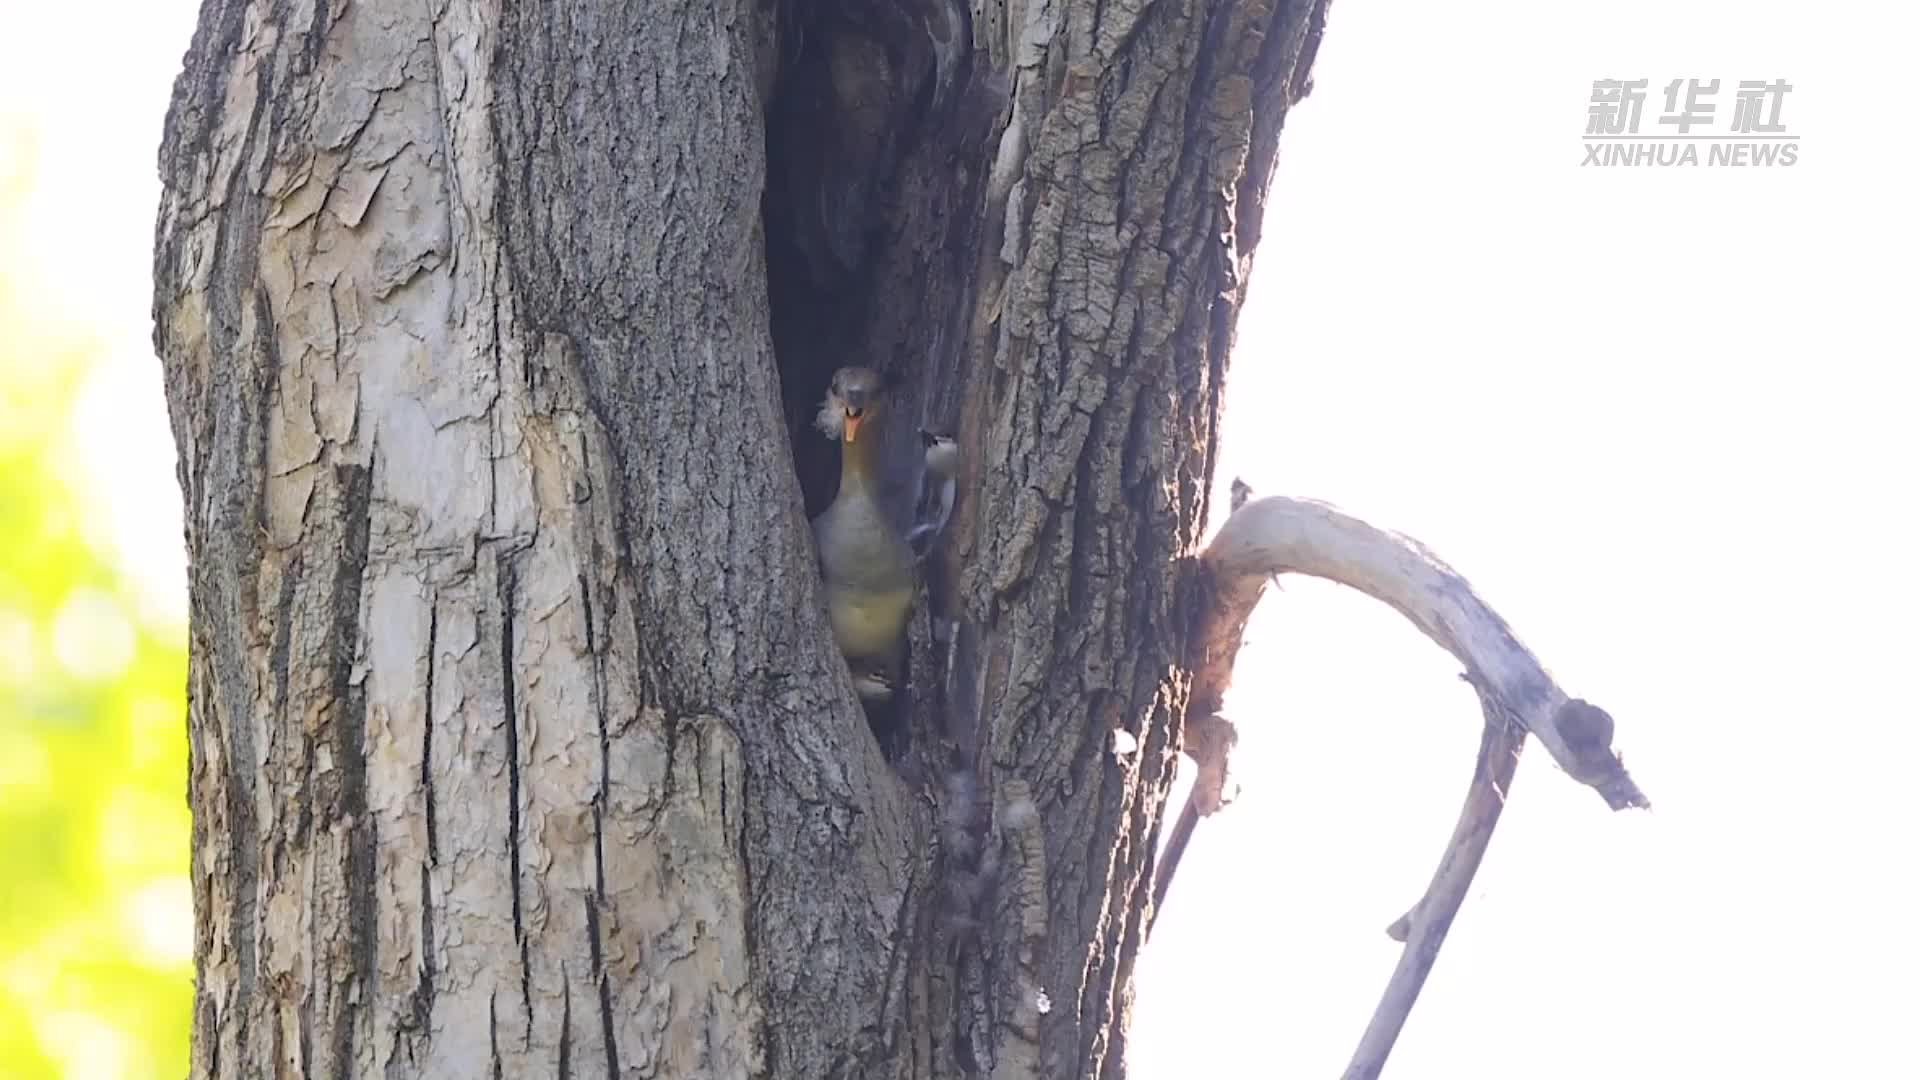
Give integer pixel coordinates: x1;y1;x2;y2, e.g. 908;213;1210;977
1346;678;1526;1080
1201;495;1646;809
1153;490;1648;931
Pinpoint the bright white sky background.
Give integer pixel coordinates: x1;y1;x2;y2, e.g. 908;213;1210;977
5;1;1917;1077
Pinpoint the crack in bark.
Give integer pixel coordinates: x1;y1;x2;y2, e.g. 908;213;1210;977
558;977;573;1080
330;461;375;1080
584;894;620;1080
214;687;259;1068
291;549;321;1077
410;597;439;1035
577;565;622;1077
498;561;535;1041
489;994;504;1080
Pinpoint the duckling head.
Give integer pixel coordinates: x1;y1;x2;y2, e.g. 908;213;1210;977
816;366;888;443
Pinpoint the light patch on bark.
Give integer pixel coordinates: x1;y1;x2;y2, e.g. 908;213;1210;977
158;2;760;1077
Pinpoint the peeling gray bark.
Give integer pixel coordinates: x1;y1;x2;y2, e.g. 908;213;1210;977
153;0;1322;1077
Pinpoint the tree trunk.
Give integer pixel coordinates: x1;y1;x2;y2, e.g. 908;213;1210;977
152;0;1322;1076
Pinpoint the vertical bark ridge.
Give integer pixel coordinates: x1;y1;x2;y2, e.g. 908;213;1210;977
951;0;1315;1073
328;461;376;1079
491;3;919;1075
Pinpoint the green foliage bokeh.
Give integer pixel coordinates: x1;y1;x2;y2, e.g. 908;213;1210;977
0;122;193;1079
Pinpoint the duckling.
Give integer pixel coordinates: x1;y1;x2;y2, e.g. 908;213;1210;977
812;366;917;686
907;429;960;559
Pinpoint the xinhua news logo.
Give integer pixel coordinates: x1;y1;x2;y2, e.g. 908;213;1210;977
1584;79;1797;167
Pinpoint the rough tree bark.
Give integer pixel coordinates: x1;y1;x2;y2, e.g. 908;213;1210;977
152;0;1324;1077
